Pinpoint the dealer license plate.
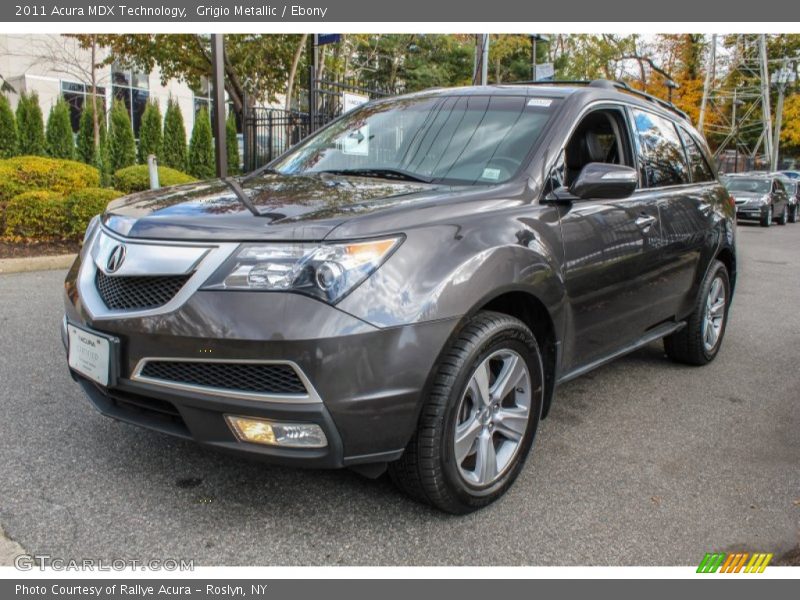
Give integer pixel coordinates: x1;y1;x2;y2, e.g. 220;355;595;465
67;324;113;387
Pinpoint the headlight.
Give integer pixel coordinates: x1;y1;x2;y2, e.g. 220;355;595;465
758;195;771;205
203;236;402;303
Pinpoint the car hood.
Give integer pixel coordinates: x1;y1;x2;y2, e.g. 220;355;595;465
102;173;452;241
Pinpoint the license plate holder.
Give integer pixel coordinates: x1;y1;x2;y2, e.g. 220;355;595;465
67;323;120;387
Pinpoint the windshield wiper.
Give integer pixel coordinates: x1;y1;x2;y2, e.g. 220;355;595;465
317;168;433;183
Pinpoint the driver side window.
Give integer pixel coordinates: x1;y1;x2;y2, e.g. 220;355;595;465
545;108;634;195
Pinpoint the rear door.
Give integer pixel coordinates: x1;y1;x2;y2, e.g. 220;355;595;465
629;108;710;322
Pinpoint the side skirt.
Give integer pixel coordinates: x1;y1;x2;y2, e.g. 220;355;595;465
556;321;686;386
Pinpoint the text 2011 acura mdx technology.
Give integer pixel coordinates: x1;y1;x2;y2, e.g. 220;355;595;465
63;80;736;513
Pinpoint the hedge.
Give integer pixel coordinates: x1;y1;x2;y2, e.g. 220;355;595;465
0;156;100;203
64;187;124;239
4;191;67;239
4;187;124;241
113;164;196;194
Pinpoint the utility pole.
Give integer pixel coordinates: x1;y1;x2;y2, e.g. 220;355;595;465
474;34;490;85
308;34;319;132
211;34;228;178
771;58;796;170
698;33;716;131
758;34;774;166
733;87;740;173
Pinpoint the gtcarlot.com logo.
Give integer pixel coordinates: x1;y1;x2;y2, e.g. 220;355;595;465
697;552;773;573
14;554;194;571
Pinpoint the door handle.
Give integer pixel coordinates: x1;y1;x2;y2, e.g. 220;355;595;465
635;214;657;229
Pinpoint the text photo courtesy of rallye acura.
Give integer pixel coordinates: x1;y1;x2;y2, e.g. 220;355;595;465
62;80;736;514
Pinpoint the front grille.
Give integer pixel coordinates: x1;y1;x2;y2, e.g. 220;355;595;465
139;361;308;395
95;270;191;310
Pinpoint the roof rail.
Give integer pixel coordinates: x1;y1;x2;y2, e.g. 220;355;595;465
609;80;690;122
508;78;690;122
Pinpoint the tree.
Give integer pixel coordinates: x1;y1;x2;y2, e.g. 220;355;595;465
77;102;105;166
0;94;17;158
226;110;240;174
107;100;136;171
16;92;46;156
161;98;187;171
188;107;214;179
138;100;162;163
45;99;75;159
40;35;108;153
91;34;303;120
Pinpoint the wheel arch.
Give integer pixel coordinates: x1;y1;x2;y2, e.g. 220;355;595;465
472;289;560;419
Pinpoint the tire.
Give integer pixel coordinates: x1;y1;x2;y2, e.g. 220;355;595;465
760;205;773;227
664;260;731;366
778;205;788;226
389;311;544;514
790;205;799;224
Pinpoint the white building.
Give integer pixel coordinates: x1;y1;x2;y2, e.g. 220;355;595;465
0;34;217;141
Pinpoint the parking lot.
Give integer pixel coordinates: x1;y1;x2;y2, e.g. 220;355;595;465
0;222;798;566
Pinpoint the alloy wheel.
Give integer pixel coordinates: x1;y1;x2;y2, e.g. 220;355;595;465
702;276;726;352
453;349;532;487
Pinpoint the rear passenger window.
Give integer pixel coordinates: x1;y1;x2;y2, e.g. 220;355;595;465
679;128;715;183
632;109;690;187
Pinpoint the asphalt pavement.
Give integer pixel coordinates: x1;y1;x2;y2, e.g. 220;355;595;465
0;221;798;566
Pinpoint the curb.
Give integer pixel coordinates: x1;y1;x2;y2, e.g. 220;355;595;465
0;254;76;275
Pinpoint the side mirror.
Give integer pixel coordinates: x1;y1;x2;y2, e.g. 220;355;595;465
569;163;638;200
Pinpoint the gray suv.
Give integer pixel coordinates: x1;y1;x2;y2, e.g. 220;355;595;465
63;80;736;513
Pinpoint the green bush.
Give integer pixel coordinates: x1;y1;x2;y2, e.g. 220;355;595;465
3;190;66;240
0;94;18;159
138;100;162;164
3;187;124;241
76;101;105;166
107;100;136;172
0;156;100;202
188;108;215;179
113;164;196;194
226;110;240;175
16;92;45;156
161;98;187;171
65;187;124;238
46;99;75;159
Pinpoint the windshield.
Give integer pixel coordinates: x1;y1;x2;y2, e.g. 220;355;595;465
271;94;560;185
722;177;770;193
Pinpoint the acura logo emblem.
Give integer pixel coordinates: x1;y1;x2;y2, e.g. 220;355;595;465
106;244;126;273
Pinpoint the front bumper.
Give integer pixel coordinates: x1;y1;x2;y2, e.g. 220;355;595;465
63;253;459;468
735;204;768;221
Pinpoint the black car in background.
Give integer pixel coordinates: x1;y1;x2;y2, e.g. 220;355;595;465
775;176;800;223
722;174;791;227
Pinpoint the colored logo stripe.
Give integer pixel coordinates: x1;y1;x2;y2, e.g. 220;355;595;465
697;553;726;573
697;552;773;573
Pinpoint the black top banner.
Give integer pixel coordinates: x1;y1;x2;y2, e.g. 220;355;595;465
3;0;800;22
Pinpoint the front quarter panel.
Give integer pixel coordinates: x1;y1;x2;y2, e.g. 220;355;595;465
336;204;566;329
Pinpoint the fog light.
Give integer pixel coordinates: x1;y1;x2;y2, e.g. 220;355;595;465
225;415;327;448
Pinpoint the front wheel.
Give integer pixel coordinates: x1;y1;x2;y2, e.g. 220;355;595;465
778;205;789;225
790;204;799;224
389;311;544;514
760;205;773;227
664;260;731;366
